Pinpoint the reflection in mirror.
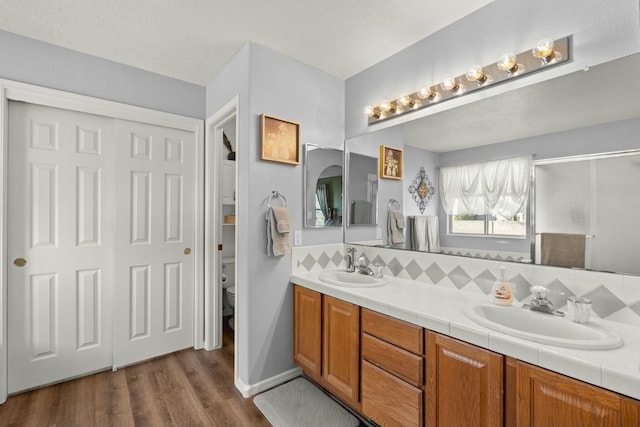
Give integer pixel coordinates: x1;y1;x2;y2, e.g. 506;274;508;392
346;152;378;226
533;151;640;274
344;53;640;275
304;144;343;228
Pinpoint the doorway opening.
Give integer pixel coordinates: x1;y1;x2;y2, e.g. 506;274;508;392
204;97;238;376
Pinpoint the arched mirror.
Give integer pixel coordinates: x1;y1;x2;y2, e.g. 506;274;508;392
304;144;343;228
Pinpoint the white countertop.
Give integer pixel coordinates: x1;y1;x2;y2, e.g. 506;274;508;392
291;270;640;400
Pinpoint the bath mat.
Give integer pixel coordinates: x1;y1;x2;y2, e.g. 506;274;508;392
254;377;360;427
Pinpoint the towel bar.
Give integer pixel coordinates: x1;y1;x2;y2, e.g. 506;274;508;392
267;190;287;208
535;232;595;238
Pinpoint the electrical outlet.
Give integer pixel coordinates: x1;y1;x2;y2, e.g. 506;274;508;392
294;230;302;246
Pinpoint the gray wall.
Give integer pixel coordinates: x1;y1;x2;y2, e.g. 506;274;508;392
0;30;205;118
403;145;439;218
207;42;345;387
345;0;640;139
244;43;344;385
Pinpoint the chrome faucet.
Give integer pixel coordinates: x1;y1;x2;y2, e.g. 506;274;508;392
345;247;357;272
356;254;374;275
522;286;565;317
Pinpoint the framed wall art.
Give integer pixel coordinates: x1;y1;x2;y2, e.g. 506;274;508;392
260;114;300;165
379;145;403;179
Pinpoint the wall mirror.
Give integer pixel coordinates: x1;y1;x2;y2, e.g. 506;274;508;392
344;52;640;275
304;144;343;228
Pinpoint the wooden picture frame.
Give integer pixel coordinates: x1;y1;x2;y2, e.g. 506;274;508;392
379;145;403;179
260;114;300;165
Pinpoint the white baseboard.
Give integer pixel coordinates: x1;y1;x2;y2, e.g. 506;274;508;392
235;367;302;398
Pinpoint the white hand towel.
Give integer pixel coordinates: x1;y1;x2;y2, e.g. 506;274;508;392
411;216;428;251
425;216;440;253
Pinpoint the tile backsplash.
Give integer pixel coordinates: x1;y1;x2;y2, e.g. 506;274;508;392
292;244;640;326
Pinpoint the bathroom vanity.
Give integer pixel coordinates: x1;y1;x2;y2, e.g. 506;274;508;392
291;273;640;427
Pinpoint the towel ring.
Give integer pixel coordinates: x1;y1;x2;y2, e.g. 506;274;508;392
388;199;401;210
268;190;287;208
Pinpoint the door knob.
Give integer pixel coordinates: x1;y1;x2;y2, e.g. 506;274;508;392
184;248;191;255
14;258;27;267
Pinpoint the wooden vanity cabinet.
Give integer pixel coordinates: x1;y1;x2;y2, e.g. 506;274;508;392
293;285;640;427
361;309;424;427
322;295;360;408
292;285;360;409
293;285;322;379
426;331;504;427
516;361;640;427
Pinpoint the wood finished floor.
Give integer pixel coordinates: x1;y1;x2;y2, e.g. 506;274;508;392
0;319;270;427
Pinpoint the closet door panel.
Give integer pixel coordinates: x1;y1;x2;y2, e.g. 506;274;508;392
7;101;115;393
113;119;196;367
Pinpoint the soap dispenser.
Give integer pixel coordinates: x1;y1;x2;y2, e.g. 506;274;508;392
489;266;513;306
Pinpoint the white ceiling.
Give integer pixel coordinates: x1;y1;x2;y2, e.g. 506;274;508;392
0;0;493;86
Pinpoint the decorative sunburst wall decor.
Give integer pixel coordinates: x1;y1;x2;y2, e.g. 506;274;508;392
408;167;436;214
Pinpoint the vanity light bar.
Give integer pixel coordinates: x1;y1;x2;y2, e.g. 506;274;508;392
365;36;571;124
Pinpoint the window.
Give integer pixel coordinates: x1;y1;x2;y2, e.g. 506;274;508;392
450;211;526;237
315;194;326;226
440;156;530;238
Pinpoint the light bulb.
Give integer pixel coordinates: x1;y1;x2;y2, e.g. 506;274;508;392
418;86;434;100
379;99;391;112
397;95;411;106
363;105;373;115
441;78;459;92
465;65;487;83
497;53;518;73
532;39;555;60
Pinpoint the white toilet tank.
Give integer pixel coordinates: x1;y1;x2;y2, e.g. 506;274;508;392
221;258;235;289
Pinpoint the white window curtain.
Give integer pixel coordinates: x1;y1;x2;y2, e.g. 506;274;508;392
439;156;530;217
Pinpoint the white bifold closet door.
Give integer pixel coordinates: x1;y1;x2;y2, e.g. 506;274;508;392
7;101;195;393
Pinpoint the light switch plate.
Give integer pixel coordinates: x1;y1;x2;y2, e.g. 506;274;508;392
294;230;302;246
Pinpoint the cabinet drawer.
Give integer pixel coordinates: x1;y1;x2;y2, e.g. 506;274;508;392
362;333;423;386
362;308;423;354
362;360;423;427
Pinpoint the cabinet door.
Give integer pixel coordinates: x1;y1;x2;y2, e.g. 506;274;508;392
323;295;360;407
517;362;640;427
293;285;322;378
426;332;503;427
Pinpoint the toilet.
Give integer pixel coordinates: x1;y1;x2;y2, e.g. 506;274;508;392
224;286;235;329
222;259;235;329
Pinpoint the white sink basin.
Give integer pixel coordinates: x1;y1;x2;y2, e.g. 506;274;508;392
318;270;386;288
465;304;623;350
